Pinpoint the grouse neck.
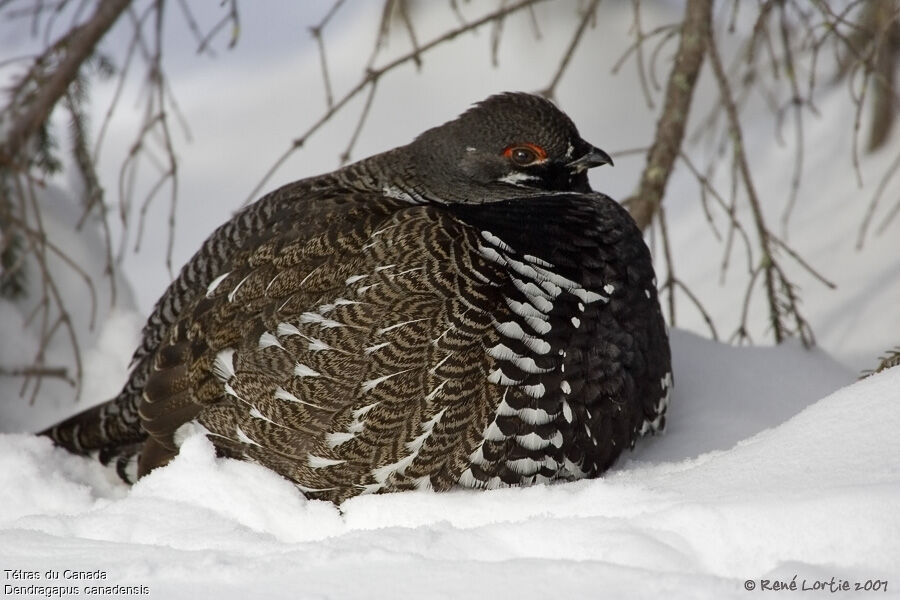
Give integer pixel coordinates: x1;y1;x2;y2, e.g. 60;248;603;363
334;147;434;204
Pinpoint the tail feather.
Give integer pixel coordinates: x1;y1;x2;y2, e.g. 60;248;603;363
40;391;146;457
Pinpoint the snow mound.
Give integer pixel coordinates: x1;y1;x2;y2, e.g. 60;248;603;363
1;332;897;599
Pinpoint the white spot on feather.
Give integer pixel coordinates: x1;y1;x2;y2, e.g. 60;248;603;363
517;406;553;425
483;421;506;442
505;296;548;320
274;386;323;409
258;332;283;349
424;380;448;401
562;400;574;423
249;407;275;423
293;363;321;378
325;431;356;448
372;453;417;483
481;230;513;252
360;369;412;393
213;349;236;381
299;312;344;328
307;455;345;469
345;274;367;285
487;344;552;374
494;320;551;354
377;318;428;334
307;337;332;352
478;244;506;265
227;273;252;303
487;368;522;386
235;425;260;447
318;298;359;313
206;271;231;298
429;353;452;375
277;322;301;337
524;254;552;267
458;468;478;488
571;288;606;304
517;432;550;450
365;342;391;354
382;185;418;203
506;457;542;475
405;407;447;453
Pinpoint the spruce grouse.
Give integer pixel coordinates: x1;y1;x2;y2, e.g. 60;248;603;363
43;93;672;503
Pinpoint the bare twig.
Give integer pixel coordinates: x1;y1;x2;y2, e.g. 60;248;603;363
0;365;73;383
624;0;712;231
629;0;655;108
310;0;347;109
245;0;549;205
538;0;600;100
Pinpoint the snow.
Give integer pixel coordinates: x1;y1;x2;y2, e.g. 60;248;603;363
2;3;899;598
1;331;898;599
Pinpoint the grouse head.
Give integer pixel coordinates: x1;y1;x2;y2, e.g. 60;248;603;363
400;92;612;203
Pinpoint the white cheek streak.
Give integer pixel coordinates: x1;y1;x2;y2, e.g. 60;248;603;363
497;171;540;186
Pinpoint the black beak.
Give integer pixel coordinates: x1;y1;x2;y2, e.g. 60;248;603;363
566;146;613;172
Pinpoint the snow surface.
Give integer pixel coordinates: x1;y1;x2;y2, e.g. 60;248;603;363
2;330;898;599
2;3;899;598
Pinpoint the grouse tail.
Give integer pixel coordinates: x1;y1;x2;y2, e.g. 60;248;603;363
40;391;147;481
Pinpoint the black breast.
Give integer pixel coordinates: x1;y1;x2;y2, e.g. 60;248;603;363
446;193;671;488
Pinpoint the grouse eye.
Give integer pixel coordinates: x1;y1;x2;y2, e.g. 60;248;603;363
503;143;547;166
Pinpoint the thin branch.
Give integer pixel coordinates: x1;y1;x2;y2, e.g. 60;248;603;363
624;0;712;231
630;0;655;108
309;0;347;109
245;0;550;205
538;0;600;100
0;365;73;382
